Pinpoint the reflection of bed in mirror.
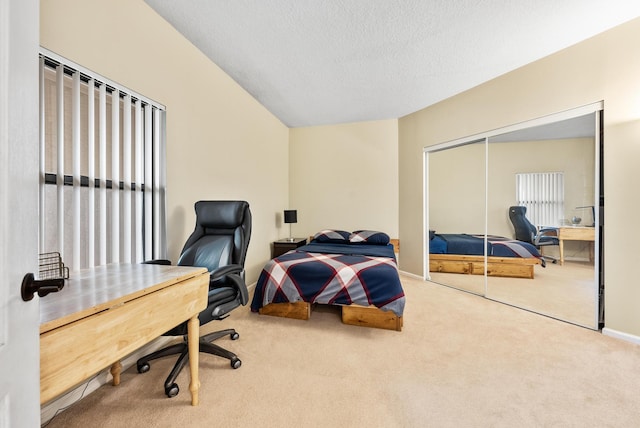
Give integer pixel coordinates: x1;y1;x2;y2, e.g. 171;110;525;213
429;233;543;279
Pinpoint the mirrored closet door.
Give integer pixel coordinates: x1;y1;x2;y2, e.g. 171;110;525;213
427;140;486;296
425;103;602;329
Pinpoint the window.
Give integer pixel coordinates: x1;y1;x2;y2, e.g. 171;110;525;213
39;49;166;271
515;172;564;228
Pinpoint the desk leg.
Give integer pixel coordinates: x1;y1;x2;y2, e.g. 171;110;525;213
559;239;565;266
187;314;200;406
110;361;122;386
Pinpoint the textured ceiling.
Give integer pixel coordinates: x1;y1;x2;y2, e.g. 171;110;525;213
144;0;640;128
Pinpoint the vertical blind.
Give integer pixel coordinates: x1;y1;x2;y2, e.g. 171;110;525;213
39;49;167;271
515;172;564;227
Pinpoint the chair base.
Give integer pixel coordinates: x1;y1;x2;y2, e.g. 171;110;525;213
136;328;241;398
538;247;558;266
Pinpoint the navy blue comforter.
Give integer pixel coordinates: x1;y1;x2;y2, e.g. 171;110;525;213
429;233;542;259
251;242;405;317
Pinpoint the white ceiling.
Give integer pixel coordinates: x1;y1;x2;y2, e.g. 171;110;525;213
144;0;640;128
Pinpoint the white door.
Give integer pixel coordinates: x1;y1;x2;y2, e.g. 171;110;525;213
0;0;41;426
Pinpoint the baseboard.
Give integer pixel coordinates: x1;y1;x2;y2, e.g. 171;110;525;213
247;281;256;294
562;256;591;263
40;336;175;425
398;270;423;280
601;327;640;345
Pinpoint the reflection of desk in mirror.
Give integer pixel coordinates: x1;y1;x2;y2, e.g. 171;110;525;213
39;263;209;405
557;226;595;265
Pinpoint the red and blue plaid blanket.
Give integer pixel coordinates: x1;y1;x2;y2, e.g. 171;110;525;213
251;243;405;317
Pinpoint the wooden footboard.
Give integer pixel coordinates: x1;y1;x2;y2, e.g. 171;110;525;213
341;305;403;331
259;301;311;320
429;254;541;279
258;302;402;331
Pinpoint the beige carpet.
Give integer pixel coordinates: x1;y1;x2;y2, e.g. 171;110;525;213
487;261;597;327
44;275;640;428
429;260;597;328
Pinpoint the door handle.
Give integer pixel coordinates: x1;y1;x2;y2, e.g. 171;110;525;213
21;273;65;301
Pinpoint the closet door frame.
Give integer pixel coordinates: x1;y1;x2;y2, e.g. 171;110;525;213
423;101;602;328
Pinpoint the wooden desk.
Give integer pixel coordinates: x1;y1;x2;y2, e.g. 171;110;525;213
39;263;209;405
557;226;596;265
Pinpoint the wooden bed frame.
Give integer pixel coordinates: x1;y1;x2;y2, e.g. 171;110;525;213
258;302;403;331
257;237;403;331
429;254;542;279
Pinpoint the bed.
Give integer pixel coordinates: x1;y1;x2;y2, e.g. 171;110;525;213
251;229;405;331
429;233;543;279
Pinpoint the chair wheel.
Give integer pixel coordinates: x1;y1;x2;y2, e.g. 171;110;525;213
230;332;239;340
137;362;150;373
165;383;179;398
231;357;242;369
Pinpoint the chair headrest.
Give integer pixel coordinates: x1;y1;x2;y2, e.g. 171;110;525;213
195;200;250;229
509;206;526;216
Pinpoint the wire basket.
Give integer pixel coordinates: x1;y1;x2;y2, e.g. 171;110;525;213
38;252;69;280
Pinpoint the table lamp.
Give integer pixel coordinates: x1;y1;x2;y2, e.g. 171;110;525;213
284;210;297;241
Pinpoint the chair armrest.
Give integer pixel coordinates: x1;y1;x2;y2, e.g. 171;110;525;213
534;227;559;246
209;264;248;306
143;259;172;265
538;227;558;236
210;264;243;281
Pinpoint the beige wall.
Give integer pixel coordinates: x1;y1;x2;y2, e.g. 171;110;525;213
428;143;486;235
400;17;640;336
40;0;290;282
289;120;399;239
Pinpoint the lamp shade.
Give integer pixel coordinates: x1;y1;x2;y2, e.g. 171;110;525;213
284;210;297;224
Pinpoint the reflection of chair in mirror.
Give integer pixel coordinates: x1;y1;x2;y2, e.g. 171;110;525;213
137;200;252;398
508;205;558;265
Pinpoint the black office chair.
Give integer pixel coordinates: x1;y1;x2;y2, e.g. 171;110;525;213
137;200;251;398
508;205;558;265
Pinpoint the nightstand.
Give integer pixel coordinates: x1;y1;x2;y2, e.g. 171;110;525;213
272;238;307;258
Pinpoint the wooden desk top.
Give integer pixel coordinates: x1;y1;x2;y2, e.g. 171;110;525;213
40;263;208;334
